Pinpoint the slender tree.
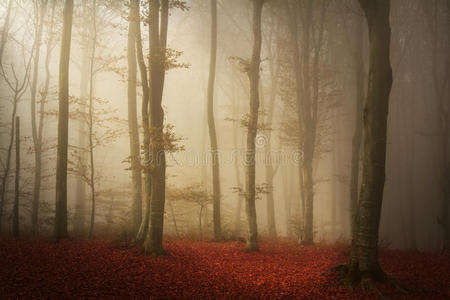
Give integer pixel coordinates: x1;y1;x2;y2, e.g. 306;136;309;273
134;0;151;245
207;0;222;241
87;0;98;238
30;0;48;236
127;0;143;236
12;117;20;237
244;0;264;252
73;0;90;236
0;45;32;232
144;0;170;256
54;0;74;240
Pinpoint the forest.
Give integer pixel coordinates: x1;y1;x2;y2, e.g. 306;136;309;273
0;0;449;298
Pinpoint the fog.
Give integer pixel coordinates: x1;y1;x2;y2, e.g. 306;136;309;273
0;0;449;253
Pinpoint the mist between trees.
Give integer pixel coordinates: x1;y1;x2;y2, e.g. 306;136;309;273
0;0;448;264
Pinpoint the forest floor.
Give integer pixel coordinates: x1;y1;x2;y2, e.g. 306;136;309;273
0;238;448;299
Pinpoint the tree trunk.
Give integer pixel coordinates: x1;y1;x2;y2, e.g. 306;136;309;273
88;0;97;238
144;0;169;256
134;0;151;244
349;14;365;266
264;27;279;239
74;0;90;236
54;0;74;241
12;117;20;237
127;0;142;235
30;1;47;236
349;0;393;286
244;0;264;252
0;93;18;232
207;0;221;241
231;77;243;237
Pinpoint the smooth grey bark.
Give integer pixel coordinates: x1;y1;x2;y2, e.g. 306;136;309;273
264;26;279;239
244;0;264;252
12;117;20;237
134;0;151;244
144;0;169;256
127;0;142;236
207;0;222;241
30;0;48;236
54;0;74;241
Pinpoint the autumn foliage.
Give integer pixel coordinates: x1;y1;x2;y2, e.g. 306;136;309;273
0;238;448;299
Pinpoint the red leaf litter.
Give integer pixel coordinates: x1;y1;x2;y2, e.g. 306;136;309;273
0;238;448;299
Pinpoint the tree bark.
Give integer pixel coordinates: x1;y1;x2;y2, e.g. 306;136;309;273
12;117;20;237
134;0;151;244
54;0;74;241
144;0;169;256
207;0;222;241
30;0;48;236
244;0;264;252
349;14;365;266
352;0;393;285
74;0;89;236
127;0;142;235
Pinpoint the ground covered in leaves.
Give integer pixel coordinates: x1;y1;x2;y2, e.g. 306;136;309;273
0;238;448;299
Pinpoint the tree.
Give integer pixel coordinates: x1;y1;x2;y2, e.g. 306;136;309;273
54;0;74;240
73;0;90;236
244;0;264;252
144;0;170;256
0;35;33;233
12;116;20;237
262;6;281;238
207;0;222;241
349;11;365;263
30;0;48;236
338;0;393;288
87;0;98;238
134;0;151;245
127;0;143;236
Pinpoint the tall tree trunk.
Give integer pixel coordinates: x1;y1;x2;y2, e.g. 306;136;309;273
12;117;20;237
144;0;169;256
349;14;365;267
88;0;97;238
207;0;221;241
127;0;142;236
30;0;48;236
0;93;19;232
54;0;74;241
286;0;307;242
134;0;151;244
231;78;243;237
264;23;279;239
348;0;393;286
74;0;90;236
298;1;314;246
244;0;264;252
0;0;16;231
